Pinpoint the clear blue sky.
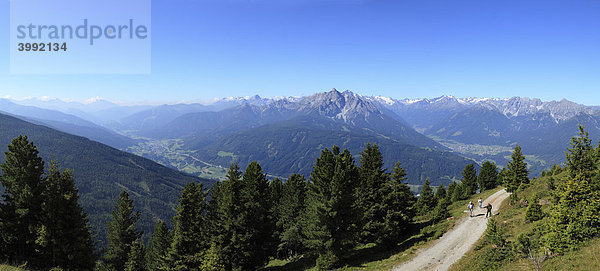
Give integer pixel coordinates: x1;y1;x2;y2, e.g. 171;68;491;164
1;0;599;104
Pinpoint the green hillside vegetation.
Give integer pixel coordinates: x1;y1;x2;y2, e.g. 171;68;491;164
0;133;501;270
450;125;600;271
0;265;21;271
199;121;476;186
0;114;212;246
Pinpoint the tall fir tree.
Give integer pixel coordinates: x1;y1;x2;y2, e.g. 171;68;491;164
125;239;147;271
478;161;499;191
381;162;416;245
147;220;171;270
446;182;457;202
303;146;360;270
356;143;394;245
451;183;465;202
205;163;244;270
435;183;446;202
37;161;96;270
237;161;276;270
415;179;435;215
525;196;543;222
461;163;478;196
270;177;284;257
0;135;46;264
544;126;600;254
432;198;450;223
505;145;529;192
169;182;209;270
565;125;597;182
103;190;142;271
276;174;307;259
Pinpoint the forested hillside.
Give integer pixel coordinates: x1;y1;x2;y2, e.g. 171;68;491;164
0;113;212;246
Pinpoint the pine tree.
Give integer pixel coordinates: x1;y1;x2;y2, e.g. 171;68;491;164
505;145;529;192
201;241;226;271
37;161;96;270
303;146;360;270
432;198;450;223
125;239;147;271
0;135;46;264
147;220;171;270
270;177;284;257
103;190;142;271
169;182;208;270
205;163;244;270
461;163;478;196
415;179;435;215
356;143;394;245
237;161;276;270
544;126;600;254
277;174;307;259
525;196;543;222
451;183;465;202
484;218;506;247
566;125;598;183
435;183;446;202
478;161;499;191
446;182;457;202
382;162;416;245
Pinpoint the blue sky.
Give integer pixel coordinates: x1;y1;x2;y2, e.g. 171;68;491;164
1;0;599;104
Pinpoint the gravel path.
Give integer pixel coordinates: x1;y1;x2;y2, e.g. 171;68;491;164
392;189;510;271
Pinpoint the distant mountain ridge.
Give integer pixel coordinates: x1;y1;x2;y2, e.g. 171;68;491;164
7;90;600;179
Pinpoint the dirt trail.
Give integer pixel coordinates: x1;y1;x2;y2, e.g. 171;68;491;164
392;189;510;271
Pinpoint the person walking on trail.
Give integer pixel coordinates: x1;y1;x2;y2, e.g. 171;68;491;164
478;198;482;208
485;203;493;218
468;201;474;217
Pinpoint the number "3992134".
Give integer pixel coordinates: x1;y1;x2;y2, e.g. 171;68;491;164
18;42;67;52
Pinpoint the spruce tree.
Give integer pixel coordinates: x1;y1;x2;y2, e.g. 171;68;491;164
506;145;529;192
380;162;416;247
103;190;142;271
435;183;446;202
525;196;543;222
478;161;498;191
432;198;450;223
147;220;171;270
356;143;393;245
0;135;45;264
169;182;208;270
303;146;360;270
389;162;416;221
544;126;600;253
375;162;415;247
205;163;244;270
566;125;597;182
270;177;284;257
461;163;478;196
446;182;457;202
415;179;435;215
277;174;307;259
451;183;464;202
237;161;275;270
37;161;96;270
125;239;147;271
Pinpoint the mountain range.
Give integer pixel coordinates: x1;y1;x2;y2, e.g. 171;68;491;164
5;90;600;185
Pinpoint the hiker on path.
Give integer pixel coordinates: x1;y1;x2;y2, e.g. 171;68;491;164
485;203;493;218
478;198;482;208
468;201;474;217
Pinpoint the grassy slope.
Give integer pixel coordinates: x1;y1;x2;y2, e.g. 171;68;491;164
0;265;21;271
449;173;600;271
264;187;503;271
